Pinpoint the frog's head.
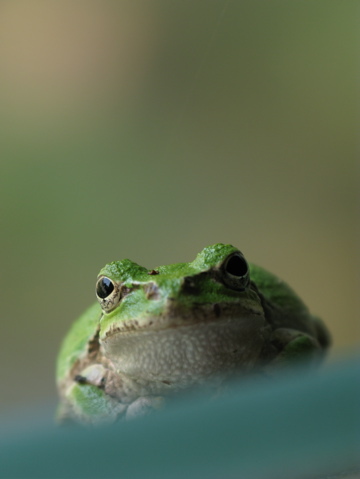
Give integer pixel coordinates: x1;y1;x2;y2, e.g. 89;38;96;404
96;244;268;383
96;243;264;340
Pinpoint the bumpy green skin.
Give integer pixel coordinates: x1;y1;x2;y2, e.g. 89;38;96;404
56;244;330;425
57;303;101;385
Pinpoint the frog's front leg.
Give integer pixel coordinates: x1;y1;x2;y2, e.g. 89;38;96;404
59;365;126;425
60;364;163;425
268;328;324;371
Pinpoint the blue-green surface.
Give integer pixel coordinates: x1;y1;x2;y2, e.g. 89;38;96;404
1;355;359;479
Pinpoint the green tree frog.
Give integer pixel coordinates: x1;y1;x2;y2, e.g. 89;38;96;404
56;244;330;425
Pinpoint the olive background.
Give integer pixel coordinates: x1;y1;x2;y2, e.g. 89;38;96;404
0;1;358;414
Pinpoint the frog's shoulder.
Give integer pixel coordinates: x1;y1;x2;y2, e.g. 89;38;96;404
249;263;308;313
56;302;102;383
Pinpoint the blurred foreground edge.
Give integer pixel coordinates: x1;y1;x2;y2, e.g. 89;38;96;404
0;353;359;479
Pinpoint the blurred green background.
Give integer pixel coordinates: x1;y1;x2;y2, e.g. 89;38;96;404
0;1;358;413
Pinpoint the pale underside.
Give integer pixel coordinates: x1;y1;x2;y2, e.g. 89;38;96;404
101;314;270;394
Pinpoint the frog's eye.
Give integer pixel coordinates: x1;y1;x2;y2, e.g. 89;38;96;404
96;276;121;313
221;252;250;291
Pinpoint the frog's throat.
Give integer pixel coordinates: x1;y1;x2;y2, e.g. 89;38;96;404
100;317;270;390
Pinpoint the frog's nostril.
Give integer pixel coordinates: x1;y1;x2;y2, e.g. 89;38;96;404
148;270;159;276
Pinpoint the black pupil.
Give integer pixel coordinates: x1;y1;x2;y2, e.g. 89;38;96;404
97;277;114;299
226;255;248;277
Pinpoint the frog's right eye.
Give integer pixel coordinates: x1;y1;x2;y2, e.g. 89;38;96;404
96;276;121;313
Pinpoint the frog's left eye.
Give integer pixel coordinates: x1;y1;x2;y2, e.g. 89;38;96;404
220;252;250;291
96;276;121;313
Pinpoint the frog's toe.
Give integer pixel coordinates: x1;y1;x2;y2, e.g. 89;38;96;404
74;364;106;388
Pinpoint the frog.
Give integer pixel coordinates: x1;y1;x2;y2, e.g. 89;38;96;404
56;243;330;425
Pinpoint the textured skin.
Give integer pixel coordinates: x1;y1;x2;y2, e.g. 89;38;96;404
56;244;330;424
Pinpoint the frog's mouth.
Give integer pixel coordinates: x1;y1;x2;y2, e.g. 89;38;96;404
102;299;265;337
101;313;269;391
